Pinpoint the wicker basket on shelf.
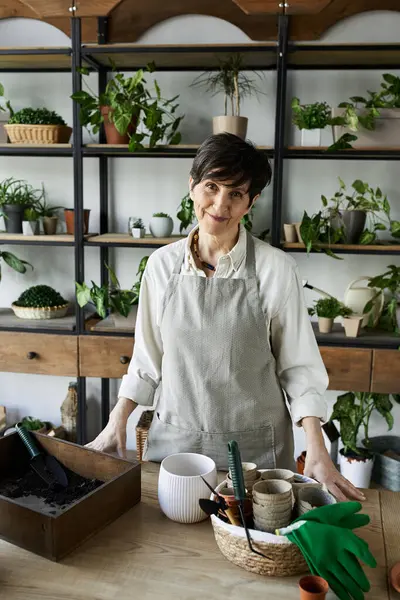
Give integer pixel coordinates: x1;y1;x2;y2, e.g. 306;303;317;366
4;124;72;144
135;410;154;461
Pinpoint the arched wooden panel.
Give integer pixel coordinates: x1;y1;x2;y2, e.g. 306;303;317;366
0;0;37;20
233;0;332;16
19;0;122;18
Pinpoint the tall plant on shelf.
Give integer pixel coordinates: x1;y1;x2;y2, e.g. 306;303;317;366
190;53;265;139
71;61;183;152
364;264;400;334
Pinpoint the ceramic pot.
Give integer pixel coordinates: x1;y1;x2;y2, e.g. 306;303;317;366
299;575;329;600
296;451;306;474
343;315;363;337
301;128;322;147
318;317;334;333
158;452;217;524
22;220;39;235
131;227;145;238
149;216;174;238
100;106;138;144
283;223;297;242
43;216;58;235
64;209;90;235
212;116;248;140
339;449;374;489
340;210;367;244
3;204;25;233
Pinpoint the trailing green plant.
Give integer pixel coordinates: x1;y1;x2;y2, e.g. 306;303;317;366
177;192;196;233
308;296;348;319
364;264;400;333
299;211;344;260
0;251;33;279
0;83;13;116
71;61;183;152
330;390;400;457
291;98;332;130
14;285;67;308
190;53;265;117
8;107;66;126
153;212;170;218
76;258;149;319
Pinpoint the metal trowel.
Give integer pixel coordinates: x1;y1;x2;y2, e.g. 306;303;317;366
15;423;68;488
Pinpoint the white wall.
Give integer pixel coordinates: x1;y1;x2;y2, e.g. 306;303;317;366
0;11;399;459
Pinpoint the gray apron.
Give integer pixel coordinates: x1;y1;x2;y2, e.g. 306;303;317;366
143;231;295;471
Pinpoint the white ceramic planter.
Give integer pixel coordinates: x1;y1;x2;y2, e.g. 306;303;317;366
22;220;39;235
318;317;334;333
332;107;400;148
301;128;322;147
149;216;174;238
212;116;248;140
339;451;374;488
131;227;145;238
158;453;217;524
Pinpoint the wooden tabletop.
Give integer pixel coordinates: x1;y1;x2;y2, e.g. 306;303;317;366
0;461;399;600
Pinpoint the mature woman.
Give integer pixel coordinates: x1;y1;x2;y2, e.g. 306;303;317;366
87;133;364;502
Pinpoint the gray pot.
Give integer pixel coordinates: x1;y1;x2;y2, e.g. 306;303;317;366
340;210;366;244
2;204;26;233
363;435;400;491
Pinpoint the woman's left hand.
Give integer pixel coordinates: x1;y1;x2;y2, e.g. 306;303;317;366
304;448;366;502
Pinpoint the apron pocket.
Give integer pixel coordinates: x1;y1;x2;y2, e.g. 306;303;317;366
144;412;203;463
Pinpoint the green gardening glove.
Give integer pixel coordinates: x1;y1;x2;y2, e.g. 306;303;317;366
293;501;370;530
276;519;377;600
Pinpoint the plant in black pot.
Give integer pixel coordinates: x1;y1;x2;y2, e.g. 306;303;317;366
0;177;40;233
71;61;183;152
330;391;400;488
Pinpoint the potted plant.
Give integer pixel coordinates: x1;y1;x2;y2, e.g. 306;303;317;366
0;177;40;234
4;105;71;144
71;62;183;152
190;53;264;139
11;284;69;320
35;186;64;235
308;296;345;333
75;258;149;329
149;212;174;238
330;391;400;488
130;218;146;238
22;207;40;235
364;264;400;333
291;98;332;146
331;73;400;149
64;208;90;235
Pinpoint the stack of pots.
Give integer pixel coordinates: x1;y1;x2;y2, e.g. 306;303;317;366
227;461;260;492
252;479;293;533
297;486;336;516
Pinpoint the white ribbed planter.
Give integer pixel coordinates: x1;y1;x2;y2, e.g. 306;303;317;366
158;453;217;523
339;450;374;489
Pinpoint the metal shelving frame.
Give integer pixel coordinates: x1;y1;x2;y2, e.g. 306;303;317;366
1;13;400;442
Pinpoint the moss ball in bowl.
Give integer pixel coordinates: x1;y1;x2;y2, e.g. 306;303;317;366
12;285;69;319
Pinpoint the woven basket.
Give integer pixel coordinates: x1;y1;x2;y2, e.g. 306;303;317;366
135;410;154;461
4;124;72;144
11;303;69;320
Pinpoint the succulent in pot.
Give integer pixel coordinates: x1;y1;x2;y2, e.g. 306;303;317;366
12;284;69;320
0;177;41;234
308;296;347;333
149;212;174;238
131;218;145;239
4;107;72;144
22;207;40;236
35;188;64;235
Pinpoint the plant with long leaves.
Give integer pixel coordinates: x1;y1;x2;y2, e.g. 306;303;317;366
71;61;183;152
330;390;400;457
364;264;400;333
0;251;33;280
190;53;265;117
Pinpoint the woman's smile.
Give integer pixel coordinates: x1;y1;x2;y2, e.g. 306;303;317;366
206;213;229;223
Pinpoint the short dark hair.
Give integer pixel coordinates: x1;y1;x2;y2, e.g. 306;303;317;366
190;132;272;204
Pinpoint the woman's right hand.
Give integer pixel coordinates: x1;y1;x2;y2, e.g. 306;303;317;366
85;397;136;458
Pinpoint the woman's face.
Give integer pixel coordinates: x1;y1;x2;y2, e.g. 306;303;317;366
189;176;258;237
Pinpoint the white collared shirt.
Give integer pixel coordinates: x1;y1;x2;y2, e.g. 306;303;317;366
118;224;328;426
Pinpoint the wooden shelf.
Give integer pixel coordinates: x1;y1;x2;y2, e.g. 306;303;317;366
0;47;71;71
86;233;184;247
283;242;400;255
83;144;273;157
313;322;400;350
287;44;400;69
0;233;95;246
0;143;73;156
81;43;277;71
285;146;400;160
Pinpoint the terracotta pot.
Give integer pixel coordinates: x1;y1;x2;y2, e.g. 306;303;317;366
43;216;58;235
390;562;400;593
299;575;329;600
64;209;90;235
100;106;138;144
296;451;306;475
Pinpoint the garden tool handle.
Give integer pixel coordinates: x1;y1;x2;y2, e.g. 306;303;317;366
15;423;41;459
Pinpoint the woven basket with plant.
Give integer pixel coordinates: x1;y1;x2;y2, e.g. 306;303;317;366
4;108;72;144
12;285;69;319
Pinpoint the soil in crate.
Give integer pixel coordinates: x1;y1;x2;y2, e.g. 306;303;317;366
0;464;103;516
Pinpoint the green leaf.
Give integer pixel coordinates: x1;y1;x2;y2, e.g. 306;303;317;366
331;392;356;421
0;83;4;96
374;394;394;430
321;195;328;207
154;80;161;100
352;179;367;194
105;263;120;289
75;282;91;307
77;66;90;76
392;394;400;404
358;230;376;245
1;251;33;273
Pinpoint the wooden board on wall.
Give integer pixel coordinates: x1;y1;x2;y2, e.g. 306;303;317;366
319;347;372;392
371;350;400;393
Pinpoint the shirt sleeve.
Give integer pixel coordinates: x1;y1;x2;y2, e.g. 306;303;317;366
117;267;163;406
270;263;329;426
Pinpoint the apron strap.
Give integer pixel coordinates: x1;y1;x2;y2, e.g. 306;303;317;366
172;228;257;276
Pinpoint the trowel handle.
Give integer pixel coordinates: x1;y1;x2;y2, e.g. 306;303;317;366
15;423;41;459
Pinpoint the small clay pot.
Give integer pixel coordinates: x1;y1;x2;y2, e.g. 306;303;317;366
64;209;90;235
100;106;138;144
299;575;329;600
43;216;58;235
389;562;400;593
297;451;306;475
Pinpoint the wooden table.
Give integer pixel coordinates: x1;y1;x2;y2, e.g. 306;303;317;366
0;462;399;600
